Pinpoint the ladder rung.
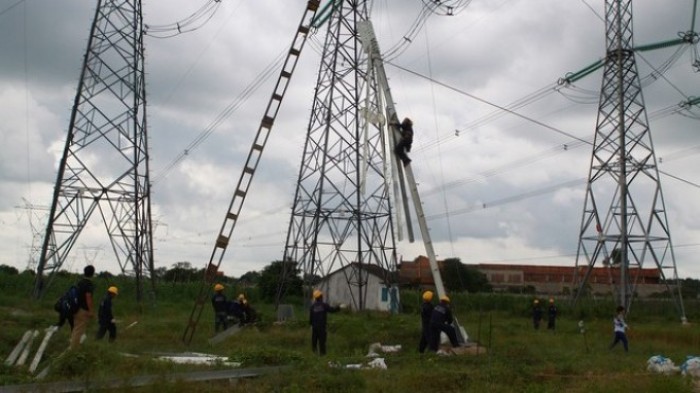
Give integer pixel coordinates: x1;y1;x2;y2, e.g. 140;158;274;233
226;212;238;220
261;116;274;128
290;48;300;56
215;235;229;248
272;94;283;102
244;166;254;174
298;26;309;35
235;190;246;197
281;71;292;79
307;0;320;11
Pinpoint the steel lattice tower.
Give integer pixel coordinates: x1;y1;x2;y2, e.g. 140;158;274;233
33;0;155;301
572;0;685;320
281;0;398;310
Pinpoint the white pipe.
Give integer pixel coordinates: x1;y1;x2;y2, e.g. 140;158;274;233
29;326;58;373
16;330;39;366
5;330;32;366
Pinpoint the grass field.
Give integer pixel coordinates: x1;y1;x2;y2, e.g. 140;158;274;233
1;272;700;392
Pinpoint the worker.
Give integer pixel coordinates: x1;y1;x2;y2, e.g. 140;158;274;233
309;289;340;356
393;117;414;165
418;290;434;353
532;299;543;330
428;295;460;352
96;286;118;342
70;265;95;350
547;298;558;330
237;294;257;326
609;306;629;352
211;283;228;332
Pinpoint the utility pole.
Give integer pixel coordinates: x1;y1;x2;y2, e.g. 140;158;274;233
572;0;686;321
34;0;155;302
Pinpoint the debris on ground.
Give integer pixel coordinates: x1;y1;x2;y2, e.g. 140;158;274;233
156;352;240;367
647;355;679;375
681;356;700;377
365;342;401;357
329;357;387;370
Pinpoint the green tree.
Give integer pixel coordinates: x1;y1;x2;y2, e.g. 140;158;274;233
238;271;261;286
162;261;202;283
442;258;492;293
258;260;303;302
0;264;19;275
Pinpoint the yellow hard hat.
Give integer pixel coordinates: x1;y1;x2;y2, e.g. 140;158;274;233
534;299;539;304
214;283;224;292
422;290;434;302
313;289;322;299
549;298;554;303
108;286;118;296
238;294;246;301
440;295;450;303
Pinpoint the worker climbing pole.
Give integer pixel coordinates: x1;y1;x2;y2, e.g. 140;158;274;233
357;20;467;344
182;0;321;345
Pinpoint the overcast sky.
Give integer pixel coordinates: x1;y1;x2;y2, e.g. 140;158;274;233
1;0;699;280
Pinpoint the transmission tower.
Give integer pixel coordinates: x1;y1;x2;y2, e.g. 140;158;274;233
34;0;155;301
572;0;685;320
280;0;398;310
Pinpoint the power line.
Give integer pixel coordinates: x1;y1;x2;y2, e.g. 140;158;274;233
145;0;223;39
387;61;591;145
151;48;287;184
0;0;24;18
578;0;605;24
426;178;586;221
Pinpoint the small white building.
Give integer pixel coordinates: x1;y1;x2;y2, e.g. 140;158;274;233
316;263;400;312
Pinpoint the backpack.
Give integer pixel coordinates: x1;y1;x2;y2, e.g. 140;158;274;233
54;285;80;315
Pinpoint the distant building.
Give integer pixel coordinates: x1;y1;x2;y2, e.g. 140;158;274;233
399;256;666;297
316;263;399;312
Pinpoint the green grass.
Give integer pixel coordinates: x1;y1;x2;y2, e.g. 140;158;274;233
1;277;700;392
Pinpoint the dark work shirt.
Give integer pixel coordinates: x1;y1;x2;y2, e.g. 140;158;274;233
400;124;414;142
533;306;543;320
430;303;453;326
98;294;113;325
76;277;94;311
309;300;339;330
421;302;434;330
212;293;227;313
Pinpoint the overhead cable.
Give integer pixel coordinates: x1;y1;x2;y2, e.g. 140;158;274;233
145;0;222;39
0;0;24;18
387;61;590;145
151;48;287;184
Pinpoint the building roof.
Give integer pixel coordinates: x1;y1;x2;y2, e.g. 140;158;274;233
398;256;661;286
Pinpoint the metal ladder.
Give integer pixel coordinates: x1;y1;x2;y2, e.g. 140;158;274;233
182;0;321;345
